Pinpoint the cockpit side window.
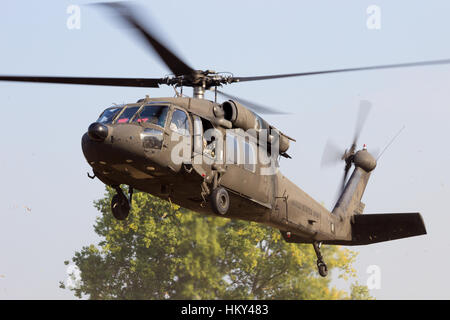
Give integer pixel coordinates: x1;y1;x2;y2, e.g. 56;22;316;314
133;105;169;128
116;106;140;124
170;109;190;136
97;107;122;124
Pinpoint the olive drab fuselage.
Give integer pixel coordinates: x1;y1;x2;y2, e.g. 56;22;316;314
82;96;345;244
82;95;427;254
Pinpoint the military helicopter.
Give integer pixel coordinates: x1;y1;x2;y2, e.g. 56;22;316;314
0;3;431;277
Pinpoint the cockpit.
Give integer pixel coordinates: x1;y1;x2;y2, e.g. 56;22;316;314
133;105;169;127
97;106;123;124
96;104;170;128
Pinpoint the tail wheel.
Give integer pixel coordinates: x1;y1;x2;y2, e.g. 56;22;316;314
111;194;130;220
210;187;230;215
317;261;328;277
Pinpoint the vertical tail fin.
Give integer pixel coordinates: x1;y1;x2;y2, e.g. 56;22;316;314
332;166;371;217
328;149;427;245
332;148;376;218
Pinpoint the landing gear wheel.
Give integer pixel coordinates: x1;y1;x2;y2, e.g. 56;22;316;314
210;187;230;215
111;193;130;220
317;261;328;277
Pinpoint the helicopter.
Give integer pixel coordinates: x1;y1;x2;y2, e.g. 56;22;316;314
0;2;430;277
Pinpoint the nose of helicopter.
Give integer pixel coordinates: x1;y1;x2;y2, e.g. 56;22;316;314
88;122;109;142
82;123;153;172
81;123;172;187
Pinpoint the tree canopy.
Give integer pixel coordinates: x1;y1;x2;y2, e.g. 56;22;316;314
61;187;372;300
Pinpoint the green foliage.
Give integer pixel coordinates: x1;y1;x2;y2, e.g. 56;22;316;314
63;187;371;300
349;282;374;300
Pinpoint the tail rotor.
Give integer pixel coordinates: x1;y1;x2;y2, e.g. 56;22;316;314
321;100;372;193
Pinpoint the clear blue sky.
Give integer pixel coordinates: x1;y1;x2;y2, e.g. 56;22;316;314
1;0;449;299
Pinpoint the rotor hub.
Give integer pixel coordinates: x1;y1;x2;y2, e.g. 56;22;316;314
353;149;377;172
164;70;234;89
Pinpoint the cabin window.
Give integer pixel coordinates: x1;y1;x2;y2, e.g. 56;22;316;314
170;109;190;136
97;107;122;124
244;141;256;172
193;116;203;155
133;105;169;128
116;106;140;124
202;119;218;159
226;133;240;164
226;132;256;171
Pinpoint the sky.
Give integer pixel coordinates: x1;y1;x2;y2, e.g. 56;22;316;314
1;0;450;299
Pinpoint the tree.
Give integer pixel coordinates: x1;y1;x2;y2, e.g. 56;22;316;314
349;283;374;300
61;187;372;299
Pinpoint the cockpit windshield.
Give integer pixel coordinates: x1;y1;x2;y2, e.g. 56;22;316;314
133;105;169;128
97;104;170;126
97;106;123;124
116;106;140;123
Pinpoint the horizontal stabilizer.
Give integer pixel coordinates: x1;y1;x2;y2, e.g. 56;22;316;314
350;212;426;245
280;213;426;246
324;212;427;246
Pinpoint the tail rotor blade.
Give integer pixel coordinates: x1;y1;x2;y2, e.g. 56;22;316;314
320;139;344;167
322;100;373;205
341;166;350;193
332;164;351;208
353;100;372;146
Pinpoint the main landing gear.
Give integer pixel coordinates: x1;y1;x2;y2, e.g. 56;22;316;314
111;185;133;220
313;241;328;277
210;186;230;215
200;167;230;216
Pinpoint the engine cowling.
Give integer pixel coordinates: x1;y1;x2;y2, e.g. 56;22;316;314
277;134;290;154
222;100;260;131
220;100;291;154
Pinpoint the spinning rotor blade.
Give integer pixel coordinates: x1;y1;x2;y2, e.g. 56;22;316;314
97;2;194;77
352;100;372;149
341;164;351;193
321;100;371;166
216;90;289;115
321;100;373;196
0;75;162;87
231;58;450;83
320;139;344;167
342;101;372;190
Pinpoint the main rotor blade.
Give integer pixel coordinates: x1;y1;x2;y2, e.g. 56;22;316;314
98;2;194;77
216;90;289;115
0;75;162;87
231;58;450;83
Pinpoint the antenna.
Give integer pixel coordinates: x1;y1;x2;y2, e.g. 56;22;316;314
377;125;406;160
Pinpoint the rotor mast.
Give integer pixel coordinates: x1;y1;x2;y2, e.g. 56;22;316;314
193;84;206;99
